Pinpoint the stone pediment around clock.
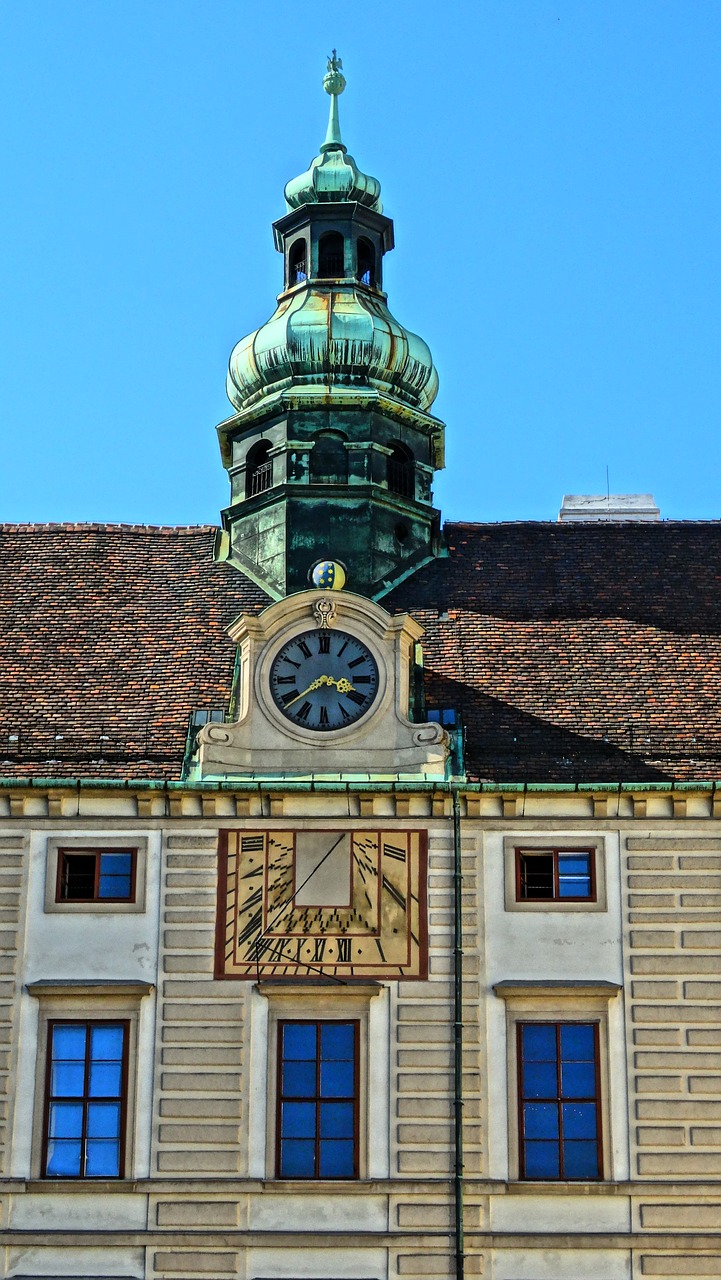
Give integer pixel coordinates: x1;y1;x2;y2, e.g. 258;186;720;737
194;589;448;780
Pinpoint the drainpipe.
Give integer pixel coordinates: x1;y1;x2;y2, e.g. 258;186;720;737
452;785;465;1280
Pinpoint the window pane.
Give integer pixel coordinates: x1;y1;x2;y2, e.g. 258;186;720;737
282;1061;316;1098
90;1025;125;1061
519;853;554;899
52;1024;87;1060
98;853;133;898
562;1102;597;1140
564;1139;599;1179
521;1062;557;1099
524;1141;560;1179
561;1062;596;1099
320;1059;354;1098
88;1062;123;1098
48;1102;83;1138
282;1024;317;1060
46;1139;82;1176
51;1062;85;1097
281;1101;316;1139
62;854;96;899
321;1023;354;1060
523;1102;559;1140
85;1139;121;1177
320;1101;354;1139
521;1024;556;1061
280;1138;315;1177
558;854;591;892
319;1139;354;1177
560;1024;595;1061
87;1102;121;1138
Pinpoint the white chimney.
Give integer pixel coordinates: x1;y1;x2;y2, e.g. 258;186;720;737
558;494;660;523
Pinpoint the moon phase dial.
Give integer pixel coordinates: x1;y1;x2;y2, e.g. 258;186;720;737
269;628;379;732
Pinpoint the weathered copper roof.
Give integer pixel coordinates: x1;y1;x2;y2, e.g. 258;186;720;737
2;520;721;783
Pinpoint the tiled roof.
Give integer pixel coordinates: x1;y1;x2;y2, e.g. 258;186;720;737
2;520;721;783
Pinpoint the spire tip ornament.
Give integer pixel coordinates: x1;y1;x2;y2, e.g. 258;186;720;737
323;49;346;96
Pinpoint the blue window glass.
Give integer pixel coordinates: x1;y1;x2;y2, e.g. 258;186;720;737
558;854;592;899
278;1021;357;1179
98;852;133;899
44;1021;126;1178
59;849;135;902
519;1023;601;1180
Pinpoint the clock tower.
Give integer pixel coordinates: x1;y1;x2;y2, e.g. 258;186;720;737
214;53;446;602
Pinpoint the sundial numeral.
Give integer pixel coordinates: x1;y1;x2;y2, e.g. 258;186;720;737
336;937;352;962
241;835;264;853
383;843;407;862
313;938;326;962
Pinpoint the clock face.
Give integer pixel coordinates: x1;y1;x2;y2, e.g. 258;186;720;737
269;628;379;732
217;829;428;981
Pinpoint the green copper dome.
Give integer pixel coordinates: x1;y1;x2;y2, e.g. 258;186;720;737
284;52;382;212
226;284;439;414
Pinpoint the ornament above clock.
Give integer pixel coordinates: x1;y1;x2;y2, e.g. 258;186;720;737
194;590;448;779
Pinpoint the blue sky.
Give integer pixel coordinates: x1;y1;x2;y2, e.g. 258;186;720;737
0;0;719;525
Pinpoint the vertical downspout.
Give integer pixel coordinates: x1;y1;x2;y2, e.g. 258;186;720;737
452;785;465;1280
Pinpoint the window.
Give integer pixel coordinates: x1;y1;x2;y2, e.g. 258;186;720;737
318;231;345;278
43;1020;128;1178
246;440;273;498
289;237;307;285
516;847;595;902
357;237;376;286
386;443;415;499
517;1021;602;1180
57;848;135;903
277;1020;358;1179
309;432;348;484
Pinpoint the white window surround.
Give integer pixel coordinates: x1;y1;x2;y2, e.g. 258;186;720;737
251;981;389;1182
44;836;148;914
503;835;608;913
493;980;622;1184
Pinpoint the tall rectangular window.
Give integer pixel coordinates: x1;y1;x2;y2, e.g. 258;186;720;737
57;849;136;903
277;1020;358;1179
516;848;595;901
518;1022;602;1180
43;1021;128;1177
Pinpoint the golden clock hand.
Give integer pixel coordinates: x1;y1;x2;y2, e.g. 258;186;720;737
283;674;330;708
333;677;357;695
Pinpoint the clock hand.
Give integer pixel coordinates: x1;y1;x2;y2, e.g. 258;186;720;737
283;674;357;708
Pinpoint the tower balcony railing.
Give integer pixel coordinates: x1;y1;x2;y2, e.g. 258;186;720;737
248;459;273;496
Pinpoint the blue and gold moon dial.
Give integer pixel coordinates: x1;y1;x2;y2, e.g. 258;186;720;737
270;628;378;731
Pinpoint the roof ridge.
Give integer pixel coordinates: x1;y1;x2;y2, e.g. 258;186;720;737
0;523;220;535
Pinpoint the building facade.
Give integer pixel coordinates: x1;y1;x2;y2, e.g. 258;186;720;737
1;54;720;1280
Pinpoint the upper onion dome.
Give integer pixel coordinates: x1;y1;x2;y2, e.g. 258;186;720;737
284;53;382;212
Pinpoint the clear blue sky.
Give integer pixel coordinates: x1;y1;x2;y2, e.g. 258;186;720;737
0;1;719;525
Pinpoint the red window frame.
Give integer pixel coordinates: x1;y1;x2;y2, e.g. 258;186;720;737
42;1019;130;1179
55;848;137;903
517;1020;603;1181
276;1019;360;1180
515;846;596;902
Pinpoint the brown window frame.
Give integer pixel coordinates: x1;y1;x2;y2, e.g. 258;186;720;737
55;848;137;904
42;1018;130;1179
515;846;596;903
276;1019;360;1181
517;1020;603;1182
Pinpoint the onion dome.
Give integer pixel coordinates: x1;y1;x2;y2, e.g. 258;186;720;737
227;285;438;414
284;52;382;212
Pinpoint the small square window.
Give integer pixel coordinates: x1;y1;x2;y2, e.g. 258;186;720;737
518;1021;602;1180
516;848;595;902
56;849;136;903
43;1020;129;1178
277;1020;358;1179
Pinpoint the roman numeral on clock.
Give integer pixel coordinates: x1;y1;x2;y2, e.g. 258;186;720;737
318;633;331;654
346;690;366;707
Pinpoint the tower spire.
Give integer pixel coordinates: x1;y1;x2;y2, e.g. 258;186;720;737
321;49;347;154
